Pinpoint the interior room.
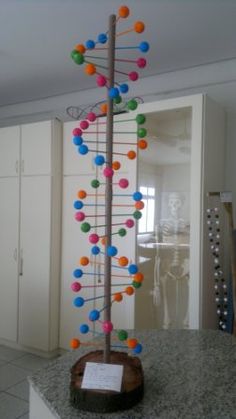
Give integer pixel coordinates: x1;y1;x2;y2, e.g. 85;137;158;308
1;1;236;418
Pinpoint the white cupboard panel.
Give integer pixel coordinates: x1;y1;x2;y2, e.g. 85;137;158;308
60;175;98;349
60;114;138;348
18;176;51;350
21;121;51;175
94;114;137;330
63;121;97;175
0;178;19;341
0;120;62;353
0;126;20;177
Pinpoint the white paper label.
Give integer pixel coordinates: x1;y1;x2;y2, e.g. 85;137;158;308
81;362;123;392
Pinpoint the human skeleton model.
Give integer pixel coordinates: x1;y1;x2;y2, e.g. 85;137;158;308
152;192;189;328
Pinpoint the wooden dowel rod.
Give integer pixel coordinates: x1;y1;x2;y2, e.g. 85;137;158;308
104;13;116;364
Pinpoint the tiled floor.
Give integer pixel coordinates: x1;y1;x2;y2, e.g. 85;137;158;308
0;344;54;419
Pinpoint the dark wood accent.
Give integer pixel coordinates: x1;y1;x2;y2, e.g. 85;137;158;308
70;350;144;413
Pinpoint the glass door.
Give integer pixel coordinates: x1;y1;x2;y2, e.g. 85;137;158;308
136;106;192;329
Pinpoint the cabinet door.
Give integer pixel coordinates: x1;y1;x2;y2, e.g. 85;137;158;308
18;176;51;351
21;121;51;175
0;178;19;341
60;175;98;349
63;121;97;175
135;95;204;330
0;126;20;177
94;113;137;331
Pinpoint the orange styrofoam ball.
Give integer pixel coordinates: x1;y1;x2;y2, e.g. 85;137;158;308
135;200;145;210
80;256;89;266
125;286;134;296
75;44;86;54
138;139;148;150
113;292;123;302
100;103;108;114
70;338;80;349
77;190;87;199
118;256;129;266
101;236;107;246
127;338;138;349
85;63;96;75
118;5;130;18
127;150;136;160
112;161;121;171
134;21;145;33
133;272;144;283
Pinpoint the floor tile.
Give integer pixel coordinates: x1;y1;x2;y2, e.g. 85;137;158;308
11;353;51;372
6;379;29;401
0;345;27;362
0;364;29;391
0;392;28;419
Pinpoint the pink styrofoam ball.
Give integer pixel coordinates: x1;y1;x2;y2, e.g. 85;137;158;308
80;120;89;130
129;71;139;81
137;57;147;68
75;211;85;222
96;75;107;87
125;219;134;228
103;167;114;178
86;112;97;122
72;127;82;136
119;178;129;189
102;321;113;334
71;281;82;292
89;233;99;244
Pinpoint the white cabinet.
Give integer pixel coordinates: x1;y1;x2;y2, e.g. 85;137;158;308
19;176;51;350
60;175;96;348
60;94;225;349
135;94;225;330
21;121;52;175
60;116;137;349
0;120;62;353
0;178;19;342
63;121;97;175
0;126;20;176
60;120;98;349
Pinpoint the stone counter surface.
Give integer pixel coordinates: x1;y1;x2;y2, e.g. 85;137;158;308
29;330;236;418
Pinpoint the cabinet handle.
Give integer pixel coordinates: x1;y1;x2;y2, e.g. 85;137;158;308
21;160;24;173
97;258;102;284
15;161;18;174
19;250;23;276
97;253;102;284
13;248;17;261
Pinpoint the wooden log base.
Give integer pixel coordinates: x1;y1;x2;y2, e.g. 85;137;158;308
70;350;144;413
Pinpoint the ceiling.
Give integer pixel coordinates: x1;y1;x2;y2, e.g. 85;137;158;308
1;0;236;108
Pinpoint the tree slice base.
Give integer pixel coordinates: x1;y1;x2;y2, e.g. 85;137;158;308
70;350;144;413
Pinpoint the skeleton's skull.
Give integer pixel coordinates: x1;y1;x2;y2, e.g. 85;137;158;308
168;192;183;218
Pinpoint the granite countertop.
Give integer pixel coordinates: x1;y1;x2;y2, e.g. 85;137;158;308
29;330;236;419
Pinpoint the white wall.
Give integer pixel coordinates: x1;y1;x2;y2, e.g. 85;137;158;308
1;58;236;123
0;58;236;221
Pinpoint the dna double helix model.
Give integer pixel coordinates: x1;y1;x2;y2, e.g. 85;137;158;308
69;5;150;367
